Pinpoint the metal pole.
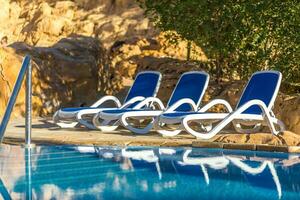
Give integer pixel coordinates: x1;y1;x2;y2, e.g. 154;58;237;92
25;61;33;148
0;56;30;143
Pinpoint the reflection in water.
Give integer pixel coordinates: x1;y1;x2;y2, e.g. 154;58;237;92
182;150;281;198
121;149;162;179
25;148;33;200
180;150;229;185
0;145;300;200
0;178;12;200
227;157;281;198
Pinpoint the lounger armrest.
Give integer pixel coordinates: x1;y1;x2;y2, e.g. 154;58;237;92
91;96;122;108
134;97;165;109
232;99;278;120
165;98;197;112
120;96;146;108
235;99;269;114
198;99;233;112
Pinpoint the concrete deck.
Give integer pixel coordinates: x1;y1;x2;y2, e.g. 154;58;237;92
3;118;300;153
3;118;197;147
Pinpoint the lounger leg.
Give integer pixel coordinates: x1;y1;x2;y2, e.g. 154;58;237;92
93;113;119;131
53;111;79;128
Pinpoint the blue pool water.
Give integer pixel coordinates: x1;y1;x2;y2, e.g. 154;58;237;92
0;145;300;200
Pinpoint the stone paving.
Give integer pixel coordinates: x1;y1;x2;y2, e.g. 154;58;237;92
3;118;300;153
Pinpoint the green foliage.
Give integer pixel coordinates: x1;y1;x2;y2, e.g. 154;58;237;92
139;0;300;86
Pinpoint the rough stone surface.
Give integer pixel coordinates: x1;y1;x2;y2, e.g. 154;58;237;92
0;48;26;117
275;96;300;134
104;32;206;95
0;0;155;49
0;36;106;116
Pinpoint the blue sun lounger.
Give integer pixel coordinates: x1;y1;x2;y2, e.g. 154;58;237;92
53;71;161;129
97;71;209;134
158;70;285;138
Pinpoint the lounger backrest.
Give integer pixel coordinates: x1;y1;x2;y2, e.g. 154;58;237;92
236;71;282;115
167;71;209;111
124;71;162;107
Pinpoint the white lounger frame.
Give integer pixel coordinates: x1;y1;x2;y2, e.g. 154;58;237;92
116;71;209;134
159;71;285;139
53;71;161;130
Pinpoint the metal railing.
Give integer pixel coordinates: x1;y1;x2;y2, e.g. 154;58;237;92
0;55;33;147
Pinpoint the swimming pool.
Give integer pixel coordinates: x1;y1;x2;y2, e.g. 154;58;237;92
0;145;299;200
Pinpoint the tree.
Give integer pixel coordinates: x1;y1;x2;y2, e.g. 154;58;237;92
139;0;300;87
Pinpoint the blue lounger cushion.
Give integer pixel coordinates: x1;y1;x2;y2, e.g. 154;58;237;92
167;72;209;112
101;108;146;115
60;100;145;113
125;72;161;103
237;71;281;115
160;111;200;118
61;107;100;112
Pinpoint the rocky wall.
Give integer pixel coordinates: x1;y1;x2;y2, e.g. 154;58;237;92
0;36;106;116
0;0;155;48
